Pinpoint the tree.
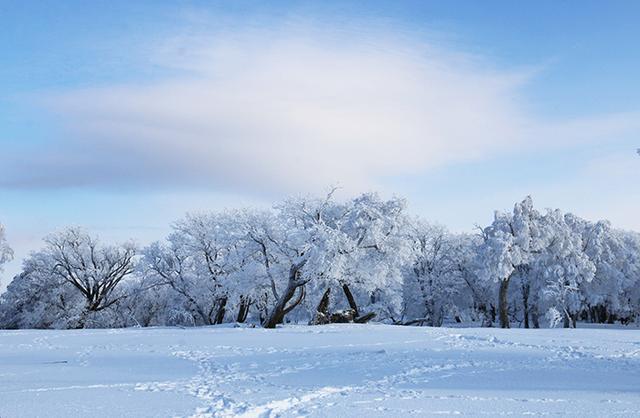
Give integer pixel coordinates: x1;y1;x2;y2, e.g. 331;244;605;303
258;192;340;329
40;228;136;327
1;228;135;328
141;213;252;325
330;193;410;323
534;210;595;328
616;231;640;323
479;197;547;328
0;222;12;276
567;216;640;324
404;222;458;326
0;260;82;329
446;233;495;326
256;191;409;328
2;192;639;330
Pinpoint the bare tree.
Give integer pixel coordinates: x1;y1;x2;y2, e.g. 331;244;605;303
45;228;136;327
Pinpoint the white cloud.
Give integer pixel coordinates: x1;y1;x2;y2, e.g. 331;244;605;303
3;22;639;202
4;25;532;194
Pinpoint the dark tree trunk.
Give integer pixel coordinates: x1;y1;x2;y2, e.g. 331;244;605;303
263;283;304;328
531;303;540;328
588;306;596;323
593;305;601;323
263;262;306;329
342;284;359;317
76;310;89;329
342;283;377;324
310;284;376;325
478;304;492;327
499;277;511;328
213;297;227;325
563;311;571;328
354;312;376;323
76;302;100;329
599;305;610;323
236;296;251;323
317;288;331;315
607;310;615;324
310;288;331;325
330;310;356;323
522;282;530;329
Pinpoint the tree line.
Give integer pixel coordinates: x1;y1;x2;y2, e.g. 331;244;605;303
0;192;639;329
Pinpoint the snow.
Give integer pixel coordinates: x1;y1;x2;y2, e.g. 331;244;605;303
1;324;639;417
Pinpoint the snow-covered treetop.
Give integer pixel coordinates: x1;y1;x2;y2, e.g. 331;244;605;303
272;191;410;292
479;196;546;281
0;223;12;272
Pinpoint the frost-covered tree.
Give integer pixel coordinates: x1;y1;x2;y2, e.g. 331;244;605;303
45;228;136;327
2;192;639;330
566;216;640;324
0;223;12;276
253;191;410;328
478;197;548;328
0;228;136;328
243;195;333;329
403;224;494;327
141;212;254;325
108;278;183;327
532;210;595;328
316;192;410;323
447;233;495;326
404;222;459;326
616;231;640;322
0;258;82;329
478;199;603;329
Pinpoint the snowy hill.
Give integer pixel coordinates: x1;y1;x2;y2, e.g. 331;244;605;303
1;324;639;417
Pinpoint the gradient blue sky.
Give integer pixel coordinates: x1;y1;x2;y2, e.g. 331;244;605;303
1;1;639;284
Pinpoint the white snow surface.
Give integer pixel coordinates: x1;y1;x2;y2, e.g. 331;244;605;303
1;324;639;417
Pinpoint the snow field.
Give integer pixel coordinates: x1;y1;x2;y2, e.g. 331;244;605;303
1;324;639;417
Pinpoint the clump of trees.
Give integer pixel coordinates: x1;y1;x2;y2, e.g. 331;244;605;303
1;193;639;330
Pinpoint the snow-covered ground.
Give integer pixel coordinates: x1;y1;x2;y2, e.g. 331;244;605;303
1;324;639;417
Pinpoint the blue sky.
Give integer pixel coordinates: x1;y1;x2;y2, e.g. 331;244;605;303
1;1;639;283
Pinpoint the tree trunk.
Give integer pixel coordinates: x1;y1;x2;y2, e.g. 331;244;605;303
236;296;251;323
499;277;511;328
213;297;227;325
76;309;89;329
434;306;444;327
317;288;331;315
310;288;331;325
76;302;99;329
607;310;615;324
263;262;306;329
522;282;530;329
588;306;596;323
531;304;540;328
478;304;492;327
342;284;359;317
354;312;376;323
343;283;377;324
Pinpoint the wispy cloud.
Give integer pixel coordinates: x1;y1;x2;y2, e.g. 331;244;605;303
1;24;531;194
1;22;638;197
